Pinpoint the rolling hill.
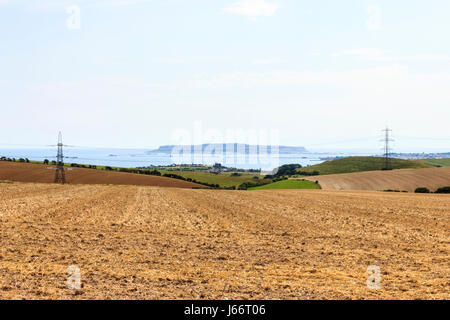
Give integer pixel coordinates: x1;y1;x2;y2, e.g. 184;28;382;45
297;157;433;176
420;158;450;167
303;167;450;192
0;161;201;188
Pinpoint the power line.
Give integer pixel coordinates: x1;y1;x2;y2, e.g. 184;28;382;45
395;136;450;141
1;135;449;150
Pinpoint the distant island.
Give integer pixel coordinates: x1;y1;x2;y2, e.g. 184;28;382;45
147;144;308;155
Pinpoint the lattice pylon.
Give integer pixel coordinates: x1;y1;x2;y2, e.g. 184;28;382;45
54;132;66;184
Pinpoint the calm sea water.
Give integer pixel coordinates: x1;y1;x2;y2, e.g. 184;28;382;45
0;147;375;171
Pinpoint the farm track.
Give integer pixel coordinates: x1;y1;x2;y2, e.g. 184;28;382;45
0;183;449;299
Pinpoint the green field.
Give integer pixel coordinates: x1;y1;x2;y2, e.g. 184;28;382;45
420;158;450;167
160;170;270;188
296;157;434;176
248;179;320;190
155;165;210;172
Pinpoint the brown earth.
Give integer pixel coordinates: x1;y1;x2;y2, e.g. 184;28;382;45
0;183;448;300
0;161;201;188
303;167;450;192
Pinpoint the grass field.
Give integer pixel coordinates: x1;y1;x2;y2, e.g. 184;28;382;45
160;170;270;188
297;157;433;176
249;179;320;190
1;183;448;300
420;158;450;167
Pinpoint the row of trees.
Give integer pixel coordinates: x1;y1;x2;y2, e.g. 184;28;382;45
263;164;320;179
415;186;450;194
297;170;320;176
1;157;30;163
237;177;287;190
71;163;97;169
162;173;223;189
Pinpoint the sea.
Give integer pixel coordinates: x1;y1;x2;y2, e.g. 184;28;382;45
0;147;378;171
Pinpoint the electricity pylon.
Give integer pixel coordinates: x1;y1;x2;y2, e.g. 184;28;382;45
382;127;394;170
54;132;66;184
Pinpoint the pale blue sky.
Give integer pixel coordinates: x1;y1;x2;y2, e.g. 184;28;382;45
1;0;449;150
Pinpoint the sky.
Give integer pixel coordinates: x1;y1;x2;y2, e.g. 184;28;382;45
1;0;450;151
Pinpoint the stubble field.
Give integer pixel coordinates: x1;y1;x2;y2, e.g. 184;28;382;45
304;167;450;192
0;183;449;300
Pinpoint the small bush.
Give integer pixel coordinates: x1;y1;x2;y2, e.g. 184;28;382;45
415;187;430;194
238;180;273;190
435;186;450;194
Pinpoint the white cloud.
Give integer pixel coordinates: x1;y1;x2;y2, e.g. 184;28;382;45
400;54;450;62
223;0;279;19
332;48;450;62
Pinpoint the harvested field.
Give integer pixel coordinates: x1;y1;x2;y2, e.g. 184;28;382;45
0;161;201;188
0;183;449;300
303;167;450;192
